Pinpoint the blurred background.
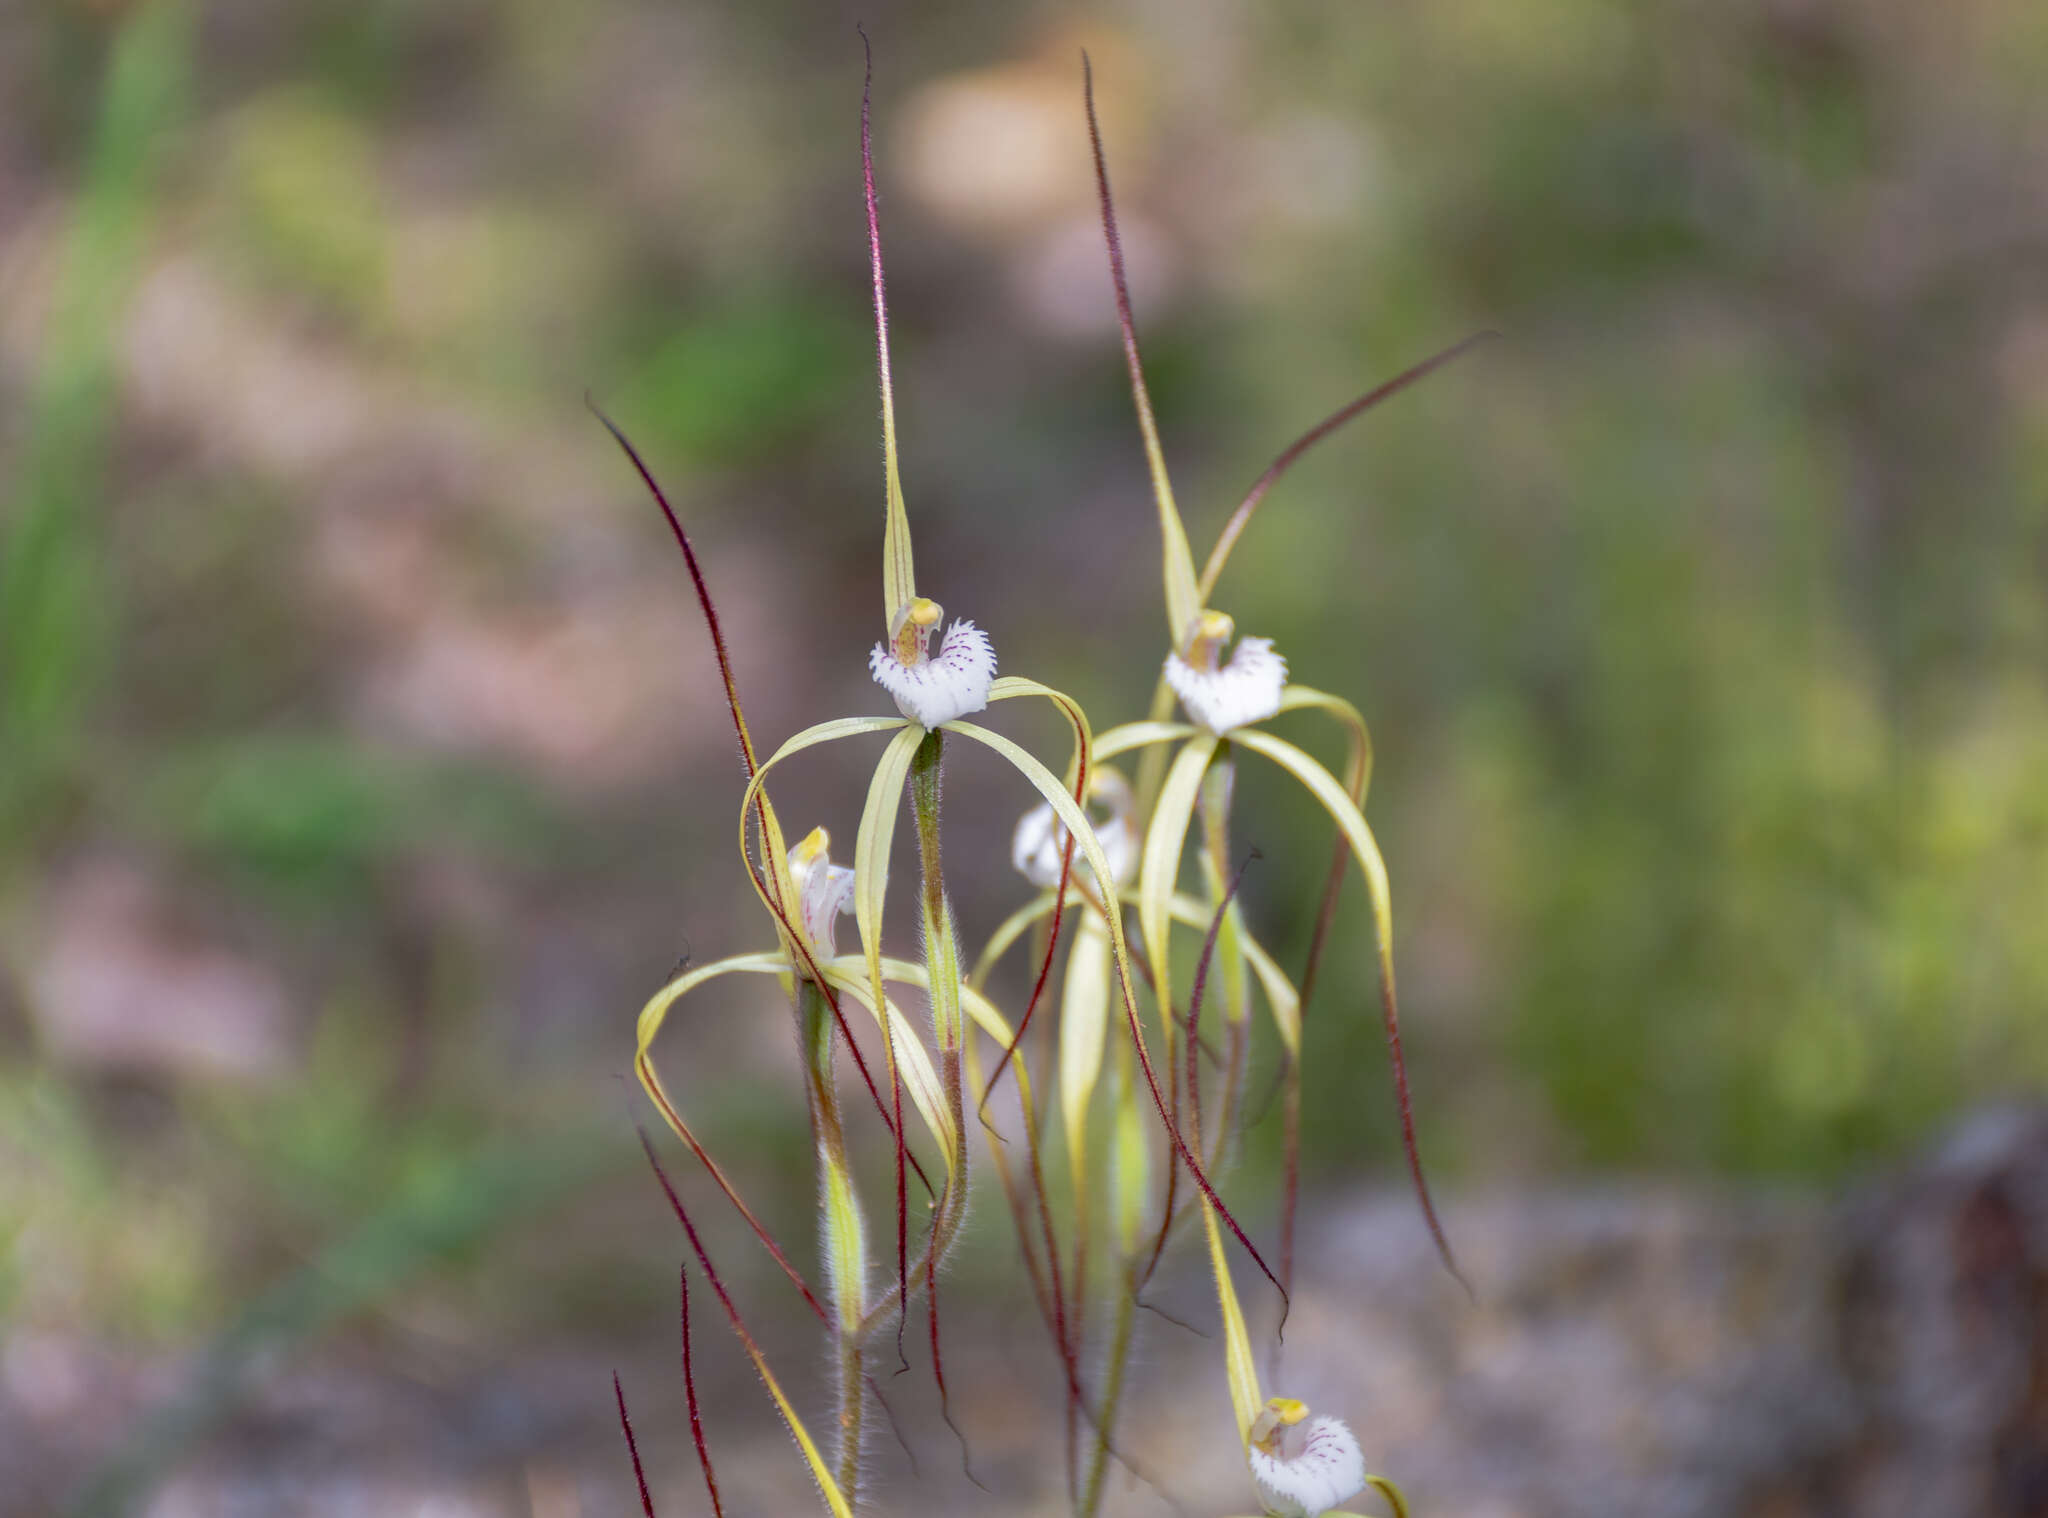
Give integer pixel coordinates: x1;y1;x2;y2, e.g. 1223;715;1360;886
3;1;2046;1514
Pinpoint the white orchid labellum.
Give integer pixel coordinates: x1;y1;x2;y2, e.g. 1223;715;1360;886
1011;766;1138;892
1247;1398;1367;1518
786;827;856;962
870;595;996;730
1165;609;1287;735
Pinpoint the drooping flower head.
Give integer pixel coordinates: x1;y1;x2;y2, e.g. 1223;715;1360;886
870;595;996;730
1247;1398;1368;1518
1164;608;1287;735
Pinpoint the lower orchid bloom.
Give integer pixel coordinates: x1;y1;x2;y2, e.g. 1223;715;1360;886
1247;1399;1369;1518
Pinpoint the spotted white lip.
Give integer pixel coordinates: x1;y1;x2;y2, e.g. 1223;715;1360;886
1247;1404;1366;1518
1165;634;1286;734
870;616;996;730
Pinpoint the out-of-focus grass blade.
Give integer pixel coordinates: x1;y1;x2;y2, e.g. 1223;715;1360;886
1;0;189;817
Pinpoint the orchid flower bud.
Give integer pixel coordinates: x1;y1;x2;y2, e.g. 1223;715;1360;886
1165;608;1287;735
869;595;997;729
1011;767;1138;891
787;827;856;962
1247;1397;1367;1518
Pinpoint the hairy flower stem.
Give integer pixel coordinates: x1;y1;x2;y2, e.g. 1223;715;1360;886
800;979;867;1509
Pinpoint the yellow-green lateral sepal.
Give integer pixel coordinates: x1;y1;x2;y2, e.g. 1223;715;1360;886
854;723;925;1027
1095;718;1198;764
738;716;909;959
1229;728;1396;987
1139;735;1219;1049
1277;683;1373;800
1058;911;1113;1195
815;961;959;1168
1199;1195;1263;1443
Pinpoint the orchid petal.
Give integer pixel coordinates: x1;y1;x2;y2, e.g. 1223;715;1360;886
1139;735;1220;1052
1083;56;1200;643
861;38;914;625
1230;726;1465;1289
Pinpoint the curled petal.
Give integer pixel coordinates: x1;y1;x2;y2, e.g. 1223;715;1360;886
1248;1408;1366;1518
1165;635;1287;734
870;618;996;729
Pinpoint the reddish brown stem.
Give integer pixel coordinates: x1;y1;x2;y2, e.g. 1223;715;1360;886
636;1062;829;1325
680;1264;726;1517
1379;970;1471;1297
1281;835;1347;1294
1200;330;1499;595
613;1372;656;1518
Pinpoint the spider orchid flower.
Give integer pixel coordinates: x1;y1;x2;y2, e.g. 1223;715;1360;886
788;826;858;961
1083;56;1485;1302
1012;766;1139;891
1246;1400;1370;1518
1197;1193;1411;1518
609;47;1284;1518
1165;608;1288;736
870;595;997;730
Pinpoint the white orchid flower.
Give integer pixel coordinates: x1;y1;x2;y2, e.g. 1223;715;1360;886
869;595;996;730
1011;767;1138;892
787;827;858;961
1164;608;1287;735
1247;1399;1368;1518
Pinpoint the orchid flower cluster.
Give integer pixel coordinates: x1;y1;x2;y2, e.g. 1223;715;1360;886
607;49;1485;1518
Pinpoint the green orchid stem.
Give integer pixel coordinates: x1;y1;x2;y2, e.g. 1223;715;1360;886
1196;753;1252;1172
886;729;974;1375
1080;1266;1138;1518
801;979;867;1510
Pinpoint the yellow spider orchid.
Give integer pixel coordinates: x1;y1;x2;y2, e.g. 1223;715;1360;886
1083;56;1487;1297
